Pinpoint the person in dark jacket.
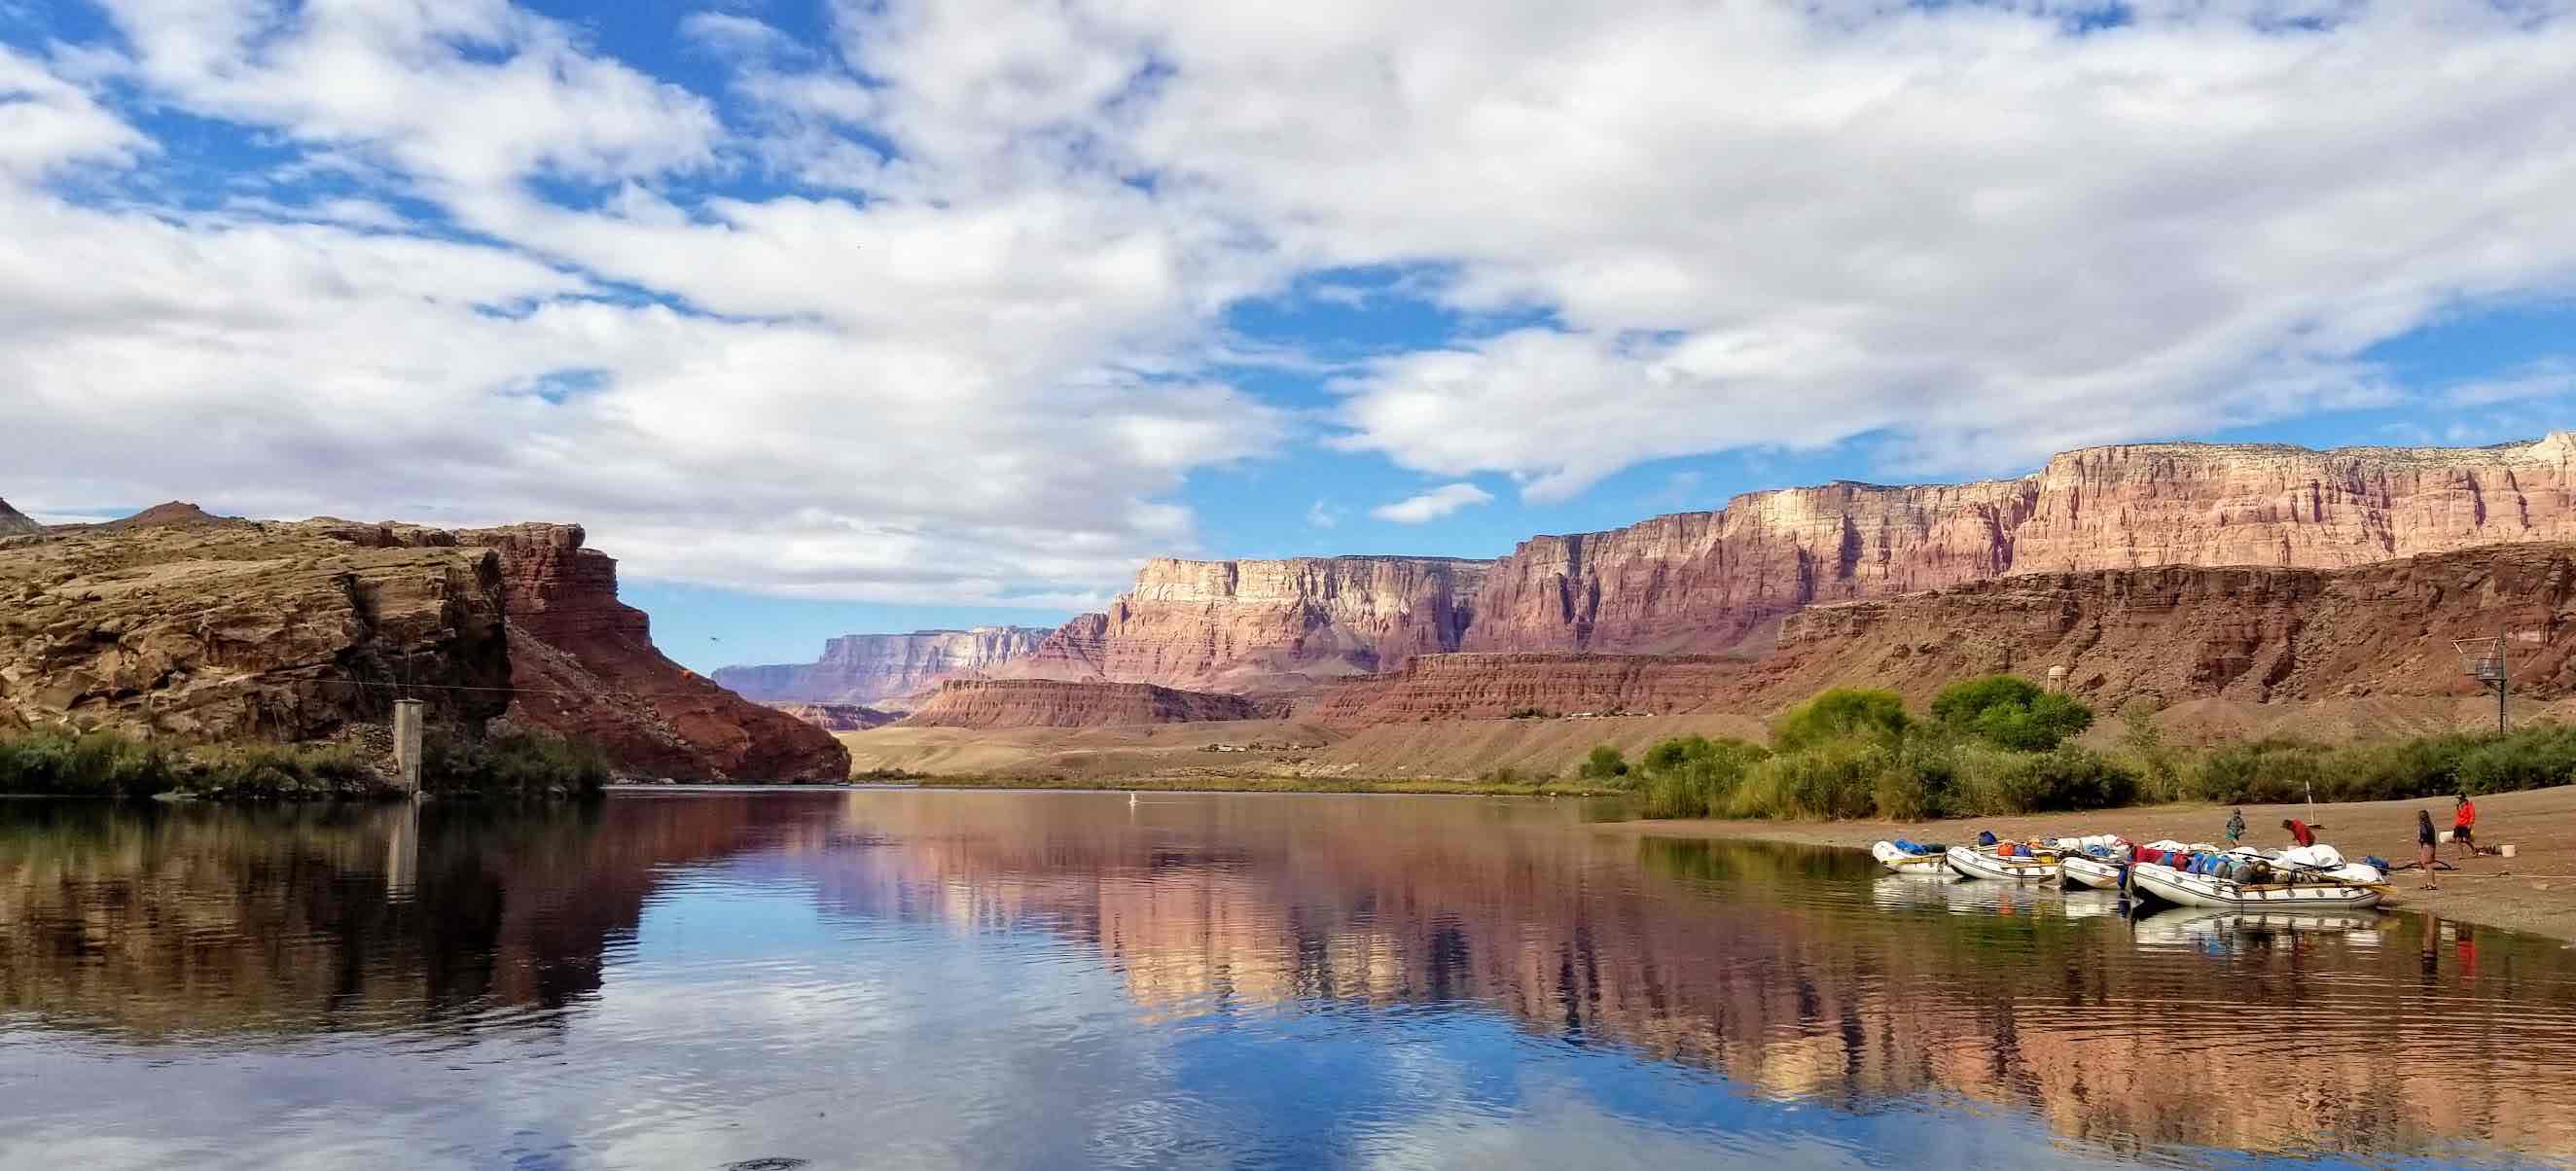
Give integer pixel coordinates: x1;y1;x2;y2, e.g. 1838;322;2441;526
2417;809;2440;890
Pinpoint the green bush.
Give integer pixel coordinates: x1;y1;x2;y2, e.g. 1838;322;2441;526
1930;674;2094;751
2115;700;2183;804
176;741;386;799
1637;736;1770;818
1771;688;1910;752
1728;737;1889;820
1580;745;1630;782
0;728;179;797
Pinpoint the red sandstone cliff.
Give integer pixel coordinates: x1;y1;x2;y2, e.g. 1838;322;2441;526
769;702;899;731
1028;435;2576;691
899;678;1287;728
714;626;1049;707
460;524;848;782
1011;556;1487;690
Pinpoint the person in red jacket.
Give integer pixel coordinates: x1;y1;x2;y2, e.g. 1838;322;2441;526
2452;795;2478;859
2282;818;2319;849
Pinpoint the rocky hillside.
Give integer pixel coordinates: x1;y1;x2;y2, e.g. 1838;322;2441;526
1309;654;1747;727
715;626;1050;707
1022;435;2576;691
899;679;1288;728
0;499;37;536
1729;541;2576;716
0;509;847;782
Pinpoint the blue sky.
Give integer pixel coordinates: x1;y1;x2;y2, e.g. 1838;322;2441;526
4;0;2574;673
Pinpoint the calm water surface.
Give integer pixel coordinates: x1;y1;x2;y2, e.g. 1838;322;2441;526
2;791;2571;1169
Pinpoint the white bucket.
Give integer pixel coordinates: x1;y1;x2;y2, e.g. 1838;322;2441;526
2438;830;2455;843
2500;843;2518;858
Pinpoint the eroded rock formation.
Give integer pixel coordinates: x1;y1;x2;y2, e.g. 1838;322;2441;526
899;678;1287;728
715;626;1051;707
1030;435;2576;691
0;508;847;782
0;498;37;536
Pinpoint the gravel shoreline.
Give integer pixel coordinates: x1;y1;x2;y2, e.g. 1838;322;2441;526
1596;784;2576;944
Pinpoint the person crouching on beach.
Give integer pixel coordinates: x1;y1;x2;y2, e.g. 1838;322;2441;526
2283;817;2319;849
2417;809;2440;890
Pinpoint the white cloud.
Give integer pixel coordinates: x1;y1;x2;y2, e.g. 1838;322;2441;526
1370;482;1493;524
7;0;2576;613
2443;359;2576;407
1305;499;1342;529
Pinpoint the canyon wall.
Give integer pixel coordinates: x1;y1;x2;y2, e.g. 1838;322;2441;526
769;702;900;732
1309;654;1747;727
899;679;1287;728
1010;556;1489;690
714;626;1050;707
1033;435;2576;691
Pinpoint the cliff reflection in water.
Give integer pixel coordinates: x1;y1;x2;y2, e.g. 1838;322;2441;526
4;791;2573;1166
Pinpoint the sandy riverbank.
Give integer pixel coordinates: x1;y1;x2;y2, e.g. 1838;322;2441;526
1598;785;2576;943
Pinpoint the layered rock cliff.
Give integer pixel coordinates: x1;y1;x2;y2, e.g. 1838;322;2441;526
1012;556;1488;690
0;510;847;782
769;702;899;732
1309;654;1747;727
899;679;1287;728
714;626;1050;707
1033;434;2576;691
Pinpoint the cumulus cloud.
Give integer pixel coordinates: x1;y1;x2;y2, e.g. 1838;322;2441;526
4;0;2575;610
1370;482;1494;524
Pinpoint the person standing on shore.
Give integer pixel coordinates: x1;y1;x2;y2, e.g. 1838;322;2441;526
2225;809;2245;847
2417;809;2440;891
2451;795;2478;860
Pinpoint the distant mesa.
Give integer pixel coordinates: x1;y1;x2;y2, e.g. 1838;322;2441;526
768;702;900;732
101;501;233;530
714;626;1053;708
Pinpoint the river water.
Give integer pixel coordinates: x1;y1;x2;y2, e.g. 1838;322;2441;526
1;791;2569;1169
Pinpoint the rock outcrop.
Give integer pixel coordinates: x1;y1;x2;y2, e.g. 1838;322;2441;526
898;679;1288;728
1732;542;2576;714
0;498;37;536
1309;654;1747;727
0;508;848;782
0;515;512;739
456;524;847;782
714;626;1051;707
769;702;900;731
1031;435;2576;691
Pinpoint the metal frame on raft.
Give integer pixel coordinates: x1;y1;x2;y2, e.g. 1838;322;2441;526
2127;862;2385;910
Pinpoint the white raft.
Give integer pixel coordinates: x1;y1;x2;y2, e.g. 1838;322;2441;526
1946;845;2061;882
1871;841;1951;875
2059;853;2127;891
2128;862;2384;910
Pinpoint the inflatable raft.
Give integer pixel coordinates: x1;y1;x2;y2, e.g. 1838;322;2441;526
1946;844;2061;882
2128;862;2384;910
1871;840;1952;875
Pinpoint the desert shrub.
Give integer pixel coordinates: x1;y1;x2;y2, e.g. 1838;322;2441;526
0;728;178;797
2186;739;2327;805
1771;688;1910;753
2452;723;2576;796
1727;737;1889;820
1637;736;1770;818
2114;700;2184;804
1580;745;1630;782
422;729;612;797
1931;674;2094;751
1950;743;2137;815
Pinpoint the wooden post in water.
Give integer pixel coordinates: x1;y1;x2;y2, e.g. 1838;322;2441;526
393;699;425;796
